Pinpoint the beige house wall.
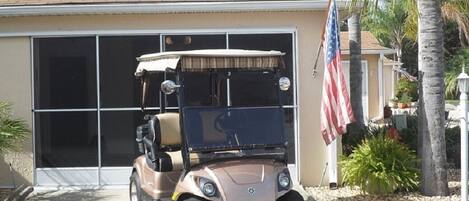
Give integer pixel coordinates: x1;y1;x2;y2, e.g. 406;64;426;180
0;11;330;186
383;65;394;104
0;37;33;187
362;54;380;119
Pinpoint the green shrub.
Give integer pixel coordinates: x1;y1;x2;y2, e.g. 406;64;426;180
398;93;412;104
342;124;386;156
396;78;418;101
0;102;29;153
341;133;419;195
397;115;418;152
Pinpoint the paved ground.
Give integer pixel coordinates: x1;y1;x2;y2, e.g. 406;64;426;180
26;185;312;201
27;189;128;201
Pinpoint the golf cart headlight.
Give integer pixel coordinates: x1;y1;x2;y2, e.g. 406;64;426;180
198;177;217;197
278;172;290;188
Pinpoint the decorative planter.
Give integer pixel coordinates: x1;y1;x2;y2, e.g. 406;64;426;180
398;102;408;109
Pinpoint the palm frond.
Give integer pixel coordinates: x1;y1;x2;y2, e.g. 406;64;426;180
0;101;30;153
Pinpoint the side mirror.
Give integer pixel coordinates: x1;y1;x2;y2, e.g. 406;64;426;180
161;80;180;95
279;77;291;91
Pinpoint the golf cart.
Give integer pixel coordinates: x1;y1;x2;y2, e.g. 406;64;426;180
130;49;303;201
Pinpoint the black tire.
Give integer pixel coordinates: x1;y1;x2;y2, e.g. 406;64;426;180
278;190;304;201
180;198;204;201
178;195;207;201
130;171;143;201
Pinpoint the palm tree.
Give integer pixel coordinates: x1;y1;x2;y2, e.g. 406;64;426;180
348;13;364;128
361;1;412;65
417;0;449;196
349;0;451;196
441;0;469;47
0;102;29;154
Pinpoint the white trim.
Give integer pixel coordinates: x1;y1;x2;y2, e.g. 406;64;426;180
36;167;99;186
34;185;128;191
4;28;297;38
33;108;98;112
30;37;37;186
96;35;102;185
100;167;133;185
391;66;396;98
293;30;300;184
0;1;346;17
0;185;15;189
362;61;369;122
342;49;396;55
378;53;384;119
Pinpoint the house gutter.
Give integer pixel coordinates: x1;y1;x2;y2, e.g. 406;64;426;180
0;0;348;17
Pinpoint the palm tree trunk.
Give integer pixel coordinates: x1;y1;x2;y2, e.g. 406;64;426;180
348;13;364;127
417;0;449;196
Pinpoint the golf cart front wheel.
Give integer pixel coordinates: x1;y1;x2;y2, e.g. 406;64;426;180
178;195;208;201
278;190;304;201
130;172;143;201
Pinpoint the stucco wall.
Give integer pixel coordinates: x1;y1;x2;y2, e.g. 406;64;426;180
383;65;394;104
0;11;329;187
362;54;380;119
0;37;33;187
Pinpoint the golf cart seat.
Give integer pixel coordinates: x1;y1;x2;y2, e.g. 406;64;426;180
141;113;183;171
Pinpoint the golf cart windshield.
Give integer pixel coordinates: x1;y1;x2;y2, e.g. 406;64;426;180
182;106;286;152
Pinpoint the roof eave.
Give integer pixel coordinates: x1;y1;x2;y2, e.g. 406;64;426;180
0;0;347;17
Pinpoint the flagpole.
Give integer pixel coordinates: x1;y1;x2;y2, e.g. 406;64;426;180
324;0;339;190
312;0;332;78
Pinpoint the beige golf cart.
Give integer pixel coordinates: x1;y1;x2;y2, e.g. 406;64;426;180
130;49;303;201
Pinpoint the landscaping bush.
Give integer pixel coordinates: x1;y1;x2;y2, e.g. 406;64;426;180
396;78;418;101
397;115;418;152
342;124;384;156
341;133;419;195
0;102;29;153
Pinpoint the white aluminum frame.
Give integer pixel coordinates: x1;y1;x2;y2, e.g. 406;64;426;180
31;28;300;186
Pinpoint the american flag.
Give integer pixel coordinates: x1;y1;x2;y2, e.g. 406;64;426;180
320;0;355;145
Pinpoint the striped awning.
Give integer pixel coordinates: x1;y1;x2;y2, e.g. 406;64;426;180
135;49;285;76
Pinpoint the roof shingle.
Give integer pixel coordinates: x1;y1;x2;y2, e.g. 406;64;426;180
340;31;391;50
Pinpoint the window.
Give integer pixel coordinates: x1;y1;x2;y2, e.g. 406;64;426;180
34;37;97;109
100;111;147;166
33;32;297;174
163;34;226;51
228;34;295;163
99;36;160;108
228;34;293;105
35;112;98;167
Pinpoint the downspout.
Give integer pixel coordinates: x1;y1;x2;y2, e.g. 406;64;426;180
378;53;384;119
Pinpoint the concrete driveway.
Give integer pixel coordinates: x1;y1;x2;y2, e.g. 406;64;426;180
26;185;313;201
27;189;128;201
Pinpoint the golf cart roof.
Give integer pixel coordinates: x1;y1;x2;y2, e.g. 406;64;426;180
135;49;285;76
